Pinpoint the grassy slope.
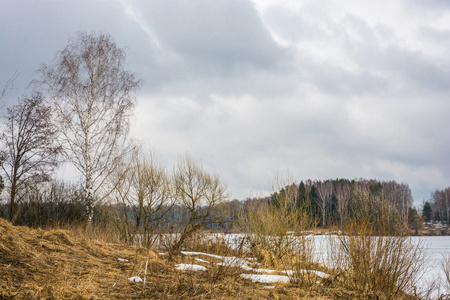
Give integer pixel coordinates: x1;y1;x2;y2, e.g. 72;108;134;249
0;218;145;299
0;219;334;299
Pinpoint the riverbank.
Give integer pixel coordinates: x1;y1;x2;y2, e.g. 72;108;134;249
1;219;431;299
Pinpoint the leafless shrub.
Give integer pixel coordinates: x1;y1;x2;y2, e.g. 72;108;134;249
328;190;427;299
107;146;174;247
239;174;318;285
170;154;229;253
2;181;88;227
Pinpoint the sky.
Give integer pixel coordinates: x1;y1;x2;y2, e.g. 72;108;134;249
1;0;449;205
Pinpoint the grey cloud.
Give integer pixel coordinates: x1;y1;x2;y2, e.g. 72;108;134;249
0;0;148;100
409;0;450;10
262;9;450;98
137;0;286;71
347;43;450;95
302;61;388;97
421;27;450;44
121;0;298;100
1;0;296;100
332;15;450;96
381;47;450;94
132;1;450;203
254;11;393;97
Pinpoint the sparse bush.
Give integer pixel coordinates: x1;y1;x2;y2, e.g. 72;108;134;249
107;147;175;247
239;175;318;286
0;181;88;228
337;224;424;298
327;190;426;299
169;155;229;254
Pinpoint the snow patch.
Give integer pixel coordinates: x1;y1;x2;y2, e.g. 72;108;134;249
118;258;129;262
240;274;291;283
175;264;207;271
250;268;278;274
128;276;143;283
181;251;255;269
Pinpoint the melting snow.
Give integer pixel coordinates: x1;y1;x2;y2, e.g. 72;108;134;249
240;274;291;283
128;276;143;283
181;251;255;270
179;251;330;283
175;263;208;271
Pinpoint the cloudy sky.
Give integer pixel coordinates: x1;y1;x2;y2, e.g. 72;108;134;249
1;0;449;204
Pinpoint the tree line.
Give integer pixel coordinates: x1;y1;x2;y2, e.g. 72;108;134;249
422;187;450;224
272;179;414;230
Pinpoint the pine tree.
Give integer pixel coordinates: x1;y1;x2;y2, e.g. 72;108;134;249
297;181;309;209
422;201;432;223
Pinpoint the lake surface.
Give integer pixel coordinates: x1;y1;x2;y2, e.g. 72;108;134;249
220;233;450;297
312;235;449;297
416;236;450;297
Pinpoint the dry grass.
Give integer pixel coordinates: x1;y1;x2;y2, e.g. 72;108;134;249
237;178;326;293
0;219;343;299
239;196;317;270
1;216;433;300
0;218;145;299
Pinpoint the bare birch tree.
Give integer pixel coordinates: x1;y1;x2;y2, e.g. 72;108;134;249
315;180;333;227
0;92;60;223
37;32;140;223
335;180;352;225
431;187;450;224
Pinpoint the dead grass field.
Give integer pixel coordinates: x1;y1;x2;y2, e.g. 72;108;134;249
1;218;427;299
0;219;339;299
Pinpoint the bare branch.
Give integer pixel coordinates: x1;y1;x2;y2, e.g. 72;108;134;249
0;72;19;101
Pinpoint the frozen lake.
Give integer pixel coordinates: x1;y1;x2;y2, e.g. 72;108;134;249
309;235;449;297
218;233;449;297
416;236;450;297
155;233;449;296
